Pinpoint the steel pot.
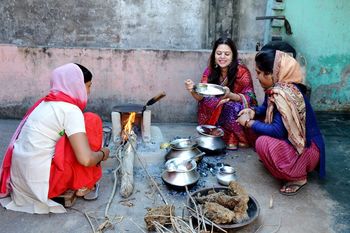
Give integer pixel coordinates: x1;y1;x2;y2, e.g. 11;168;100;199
196;125;226;153
165;147;204;162
165;152;205;172
164;138;204;162
162;159;200;188
169;138;198;150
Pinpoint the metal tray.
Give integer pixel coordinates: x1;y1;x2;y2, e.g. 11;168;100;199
194;83;225;97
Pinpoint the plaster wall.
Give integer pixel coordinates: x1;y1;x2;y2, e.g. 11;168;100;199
284;0;350;110
0;45;264;122
0;0;266;50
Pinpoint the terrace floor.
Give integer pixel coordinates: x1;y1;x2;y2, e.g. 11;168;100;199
0;112;349;233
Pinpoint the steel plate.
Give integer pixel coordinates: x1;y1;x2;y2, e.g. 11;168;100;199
194;83;225;97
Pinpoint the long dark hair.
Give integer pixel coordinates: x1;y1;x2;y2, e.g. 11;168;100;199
75;63;92;83
208;37;238;88
255;50;276;75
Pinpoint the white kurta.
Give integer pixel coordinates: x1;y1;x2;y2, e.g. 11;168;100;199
0;101;85;214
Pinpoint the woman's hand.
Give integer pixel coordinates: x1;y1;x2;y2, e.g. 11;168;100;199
236;112;251;127
222;86;231;99
184;79;195;92
185;79;203;101
217;87;240;105
100;147;110;161
238;108;255;119
69;133;111;167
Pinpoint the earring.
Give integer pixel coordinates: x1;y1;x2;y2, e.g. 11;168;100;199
215;63;218;68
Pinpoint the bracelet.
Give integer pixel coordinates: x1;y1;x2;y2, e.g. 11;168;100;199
100;150;105;160
97;150;105;166
244;119;251;127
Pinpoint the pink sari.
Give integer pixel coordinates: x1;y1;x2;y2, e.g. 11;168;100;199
198;64;257;147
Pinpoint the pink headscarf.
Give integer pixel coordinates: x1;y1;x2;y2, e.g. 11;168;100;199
49;63;88;111
0;63;88;197
265;51;306;154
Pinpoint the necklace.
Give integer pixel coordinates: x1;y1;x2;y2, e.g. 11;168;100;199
220;76;228;86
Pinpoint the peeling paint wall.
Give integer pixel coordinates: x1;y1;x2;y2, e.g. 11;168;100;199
0;0;266;50
0;45;264;122
284;0;350;111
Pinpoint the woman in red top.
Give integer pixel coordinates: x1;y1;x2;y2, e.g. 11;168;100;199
185;37;257;150
0;63;110;213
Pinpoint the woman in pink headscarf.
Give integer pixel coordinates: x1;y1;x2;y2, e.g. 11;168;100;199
0;63;110;213
237;50;325;195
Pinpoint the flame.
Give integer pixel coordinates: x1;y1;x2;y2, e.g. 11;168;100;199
122;112;136;141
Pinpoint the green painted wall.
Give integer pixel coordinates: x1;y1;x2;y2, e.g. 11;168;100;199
284;0;350;111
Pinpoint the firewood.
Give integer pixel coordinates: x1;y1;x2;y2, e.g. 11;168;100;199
120;132;137;198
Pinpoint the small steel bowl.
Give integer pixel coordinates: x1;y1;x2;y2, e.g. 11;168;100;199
216;165;236;186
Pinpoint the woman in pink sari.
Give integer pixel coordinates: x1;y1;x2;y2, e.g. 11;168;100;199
185;37;257;150
0;63;110;213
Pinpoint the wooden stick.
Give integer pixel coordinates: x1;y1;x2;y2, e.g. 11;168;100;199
185;186;200;233
186;206;227;233
129;218;147;233
84;212;96;233
104;149;122;218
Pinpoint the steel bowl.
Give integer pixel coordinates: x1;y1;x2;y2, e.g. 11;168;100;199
216;166;236;186
162;159;200;187
196;125;226;153
187;187;260;229
194;83;225;97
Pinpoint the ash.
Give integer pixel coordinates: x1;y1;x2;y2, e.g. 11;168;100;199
106;128;238;199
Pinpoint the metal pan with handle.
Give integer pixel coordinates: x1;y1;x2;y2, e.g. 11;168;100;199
112;91;166;113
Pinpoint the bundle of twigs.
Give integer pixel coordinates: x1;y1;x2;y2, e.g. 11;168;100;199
185;186;227;233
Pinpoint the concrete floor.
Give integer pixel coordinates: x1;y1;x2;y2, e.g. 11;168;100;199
0;112;349;233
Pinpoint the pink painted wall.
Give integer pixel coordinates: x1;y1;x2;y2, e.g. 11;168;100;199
0;44;263;122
